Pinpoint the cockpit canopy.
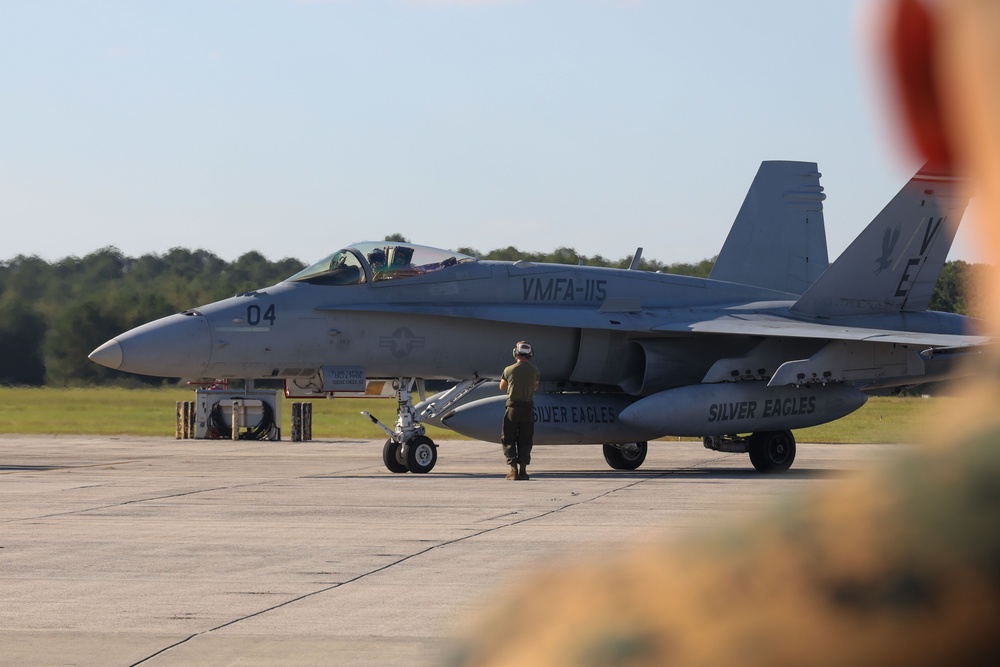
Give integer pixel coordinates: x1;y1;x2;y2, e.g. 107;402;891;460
287;242;477;286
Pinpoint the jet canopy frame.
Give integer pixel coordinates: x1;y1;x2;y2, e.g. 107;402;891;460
288;243;477;286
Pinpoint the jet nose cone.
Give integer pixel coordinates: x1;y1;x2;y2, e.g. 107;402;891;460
88;340;124;370
88;312;213;378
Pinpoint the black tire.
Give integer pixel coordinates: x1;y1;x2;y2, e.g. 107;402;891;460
602;442;648;470
748;430;796;473
382;439;408;473
403;435;437;474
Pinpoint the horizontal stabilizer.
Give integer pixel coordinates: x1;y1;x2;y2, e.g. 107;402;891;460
791;165;969;317
710;161;828;294
651;312;988;348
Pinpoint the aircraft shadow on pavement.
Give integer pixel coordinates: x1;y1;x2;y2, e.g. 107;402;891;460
313;467;851;481
481;467;852;481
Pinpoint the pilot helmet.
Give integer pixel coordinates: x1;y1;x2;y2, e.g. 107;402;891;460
513;341;533;359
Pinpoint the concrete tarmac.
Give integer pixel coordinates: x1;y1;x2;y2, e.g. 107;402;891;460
0;435;899;666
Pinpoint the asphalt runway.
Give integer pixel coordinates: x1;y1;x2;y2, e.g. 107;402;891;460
0;435;899;666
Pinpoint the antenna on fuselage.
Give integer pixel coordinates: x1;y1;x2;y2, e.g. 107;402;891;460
628;247;643;271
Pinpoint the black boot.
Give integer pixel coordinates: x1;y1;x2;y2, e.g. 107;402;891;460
517;464;529;481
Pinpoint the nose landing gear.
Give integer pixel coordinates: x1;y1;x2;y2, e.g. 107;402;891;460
363;378;438;474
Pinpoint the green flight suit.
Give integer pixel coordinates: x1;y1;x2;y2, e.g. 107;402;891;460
500;360;539;466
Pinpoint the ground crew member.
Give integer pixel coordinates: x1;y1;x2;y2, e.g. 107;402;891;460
499;341;540;480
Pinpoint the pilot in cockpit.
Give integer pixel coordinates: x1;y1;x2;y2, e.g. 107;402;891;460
367;248;388;277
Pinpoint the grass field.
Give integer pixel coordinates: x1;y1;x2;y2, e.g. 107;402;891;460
0;387;938;443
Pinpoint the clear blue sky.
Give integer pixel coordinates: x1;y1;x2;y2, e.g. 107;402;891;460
0;0;983;266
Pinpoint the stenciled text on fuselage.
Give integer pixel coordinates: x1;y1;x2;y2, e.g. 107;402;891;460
522;278;607;302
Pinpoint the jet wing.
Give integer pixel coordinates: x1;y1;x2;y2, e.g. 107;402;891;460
320;303;989;349
318;302;655;331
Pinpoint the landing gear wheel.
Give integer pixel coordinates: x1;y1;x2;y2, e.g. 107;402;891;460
602;442;648;470
748;430;796;473
382;439;408;474
403;435;437;474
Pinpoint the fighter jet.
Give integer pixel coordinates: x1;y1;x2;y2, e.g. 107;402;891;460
89;161;987;474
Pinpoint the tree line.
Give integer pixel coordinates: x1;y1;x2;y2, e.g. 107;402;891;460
0;239;987;387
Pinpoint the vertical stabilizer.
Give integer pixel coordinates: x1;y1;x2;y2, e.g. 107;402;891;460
710;161;828;294
791;165;968;317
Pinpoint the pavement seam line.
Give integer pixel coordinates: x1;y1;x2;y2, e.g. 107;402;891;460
128;469;673;665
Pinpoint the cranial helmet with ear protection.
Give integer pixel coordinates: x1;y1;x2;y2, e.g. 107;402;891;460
513;341;533;359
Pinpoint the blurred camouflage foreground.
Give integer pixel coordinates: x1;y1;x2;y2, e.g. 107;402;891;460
450;1;1000;665
451;396;1000;666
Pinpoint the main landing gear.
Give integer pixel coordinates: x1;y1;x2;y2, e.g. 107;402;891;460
703;430;797;473
363;378;438;474
602;442;648;470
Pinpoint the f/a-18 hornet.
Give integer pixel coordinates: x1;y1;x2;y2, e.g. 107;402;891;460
90;161;987;474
